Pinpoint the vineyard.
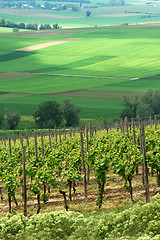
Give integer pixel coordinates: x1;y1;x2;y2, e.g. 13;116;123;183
0;117;160;218
0;119;160;239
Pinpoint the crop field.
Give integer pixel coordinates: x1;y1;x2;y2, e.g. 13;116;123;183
1;22;160;122
1;4;160;28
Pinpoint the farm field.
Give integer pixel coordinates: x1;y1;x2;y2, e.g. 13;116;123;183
1;20;160;122
1;4;160;28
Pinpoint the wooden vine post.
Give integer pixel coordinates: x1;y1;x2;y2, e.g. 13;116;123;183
20;133;23;149
154;114;157;131
150;116;153;128
116;122;119;132
34;133;38;164
80;130;87;201
70;127;72;138
40;131;44;157
125;117;129;137
140;122;150;203
85;126;90;183
54;126;57;145
94;125;97;135
132;118;136;145
8;137;11;157
63;127;66;139
12;134;16;145
34;132;41;213
26;131;29;148
26;131;30;159
121;118;124;133
58;128;61;143
8;137;12;212
89;123;93;138
132;118;138;174
22;147;27;217
48;129;51;149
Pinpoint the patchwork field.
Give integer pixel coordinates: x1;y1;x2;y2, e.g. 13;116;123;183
1;4;160;28
1;23;160;123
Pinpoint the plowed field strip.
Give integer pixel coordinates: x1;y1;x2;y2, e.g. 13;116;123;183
42;89;144;99
0;9;80;19
16;38;83;51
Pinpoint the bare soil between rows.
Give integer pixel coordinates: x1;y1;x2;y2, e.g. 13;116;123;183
0;173;160;216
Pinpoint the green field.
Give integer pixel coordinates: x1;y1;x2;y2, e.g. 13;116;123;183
1;4;160;28
1;20;160;124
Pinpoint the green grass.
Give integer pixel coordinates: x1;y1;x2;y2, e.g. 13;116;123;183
1;24;160;122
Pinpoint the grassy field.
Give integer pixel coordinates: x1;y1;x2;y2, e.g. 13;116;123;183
1;4;160;28
1;20;160;124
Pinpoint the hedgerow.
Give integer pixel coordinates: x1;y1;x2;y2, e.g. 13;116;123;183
1;194;160;240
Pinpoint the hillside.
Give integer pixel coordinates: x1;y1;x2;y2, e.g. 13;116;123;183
1;23;160;124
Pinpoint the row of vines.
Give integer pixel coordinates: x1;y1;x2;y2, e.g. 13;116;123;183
0;118;160;216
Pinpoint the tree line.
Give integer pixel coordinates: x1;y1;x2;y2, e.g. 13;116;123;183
120;90;160;121
0;98;81;130
1;90;159;130
0;18;59;30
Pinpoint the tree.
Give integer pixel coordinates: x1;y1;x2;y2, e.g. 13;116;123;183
0;18;5;26
86;11;91;17
120;90;160;121
120;96;139;121
137;102;153;120
5;19;16;28
140;90;160;116
5;109;21;130
62;98;81;126
39;24;44;30
33;100;64;129
53;24;59;29
43;24;51;29
18;23;25;29
26;23;38;30
0;114;4;129
13;27;19;33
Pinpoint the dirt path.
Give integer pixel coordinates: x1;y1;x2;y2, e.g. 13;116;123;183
16;38;83;51
1;71;137;81
37;72;130;80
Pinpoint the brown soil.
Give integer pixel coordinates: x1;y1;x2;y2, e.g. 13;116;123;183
0;72;39;80
16;38;83;51
0;172;159;216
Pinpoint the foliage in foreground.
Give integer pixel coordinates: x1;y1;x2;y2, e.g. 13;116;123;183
1;194;160;240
